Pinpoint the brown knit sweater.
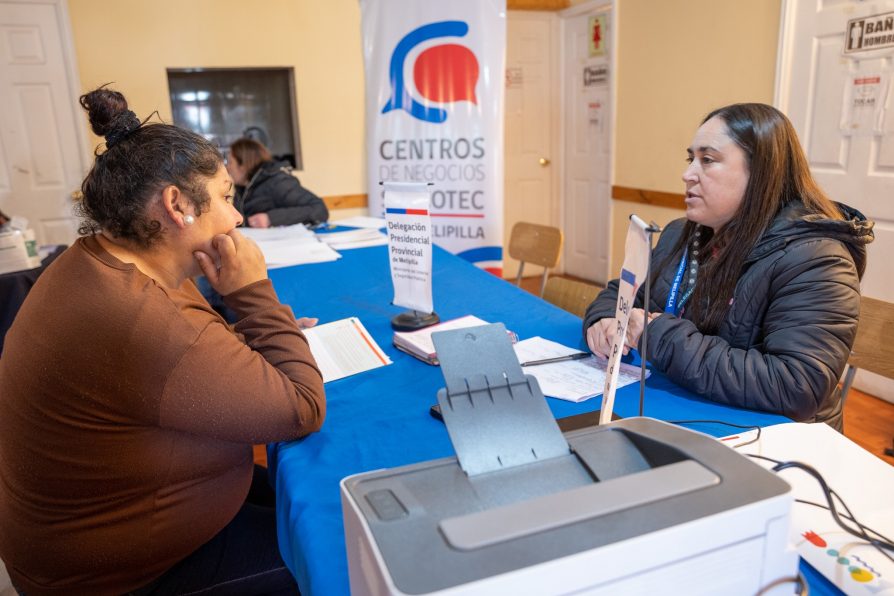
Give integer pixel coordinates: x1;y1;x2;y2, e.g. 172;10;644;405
0;235;325;595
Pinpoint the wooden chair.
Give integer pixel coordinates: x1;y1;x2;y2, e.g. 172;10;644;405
840;296;894;405
543;277;602;318
508;222;563;297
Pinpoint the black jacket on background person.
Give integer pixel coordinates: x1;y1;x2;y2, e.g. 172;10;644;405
235;160;329;227
583;202;874;431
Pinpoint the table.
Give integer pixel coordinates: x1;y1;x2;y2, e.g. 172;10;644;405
267;244;837;595
741;423;894;594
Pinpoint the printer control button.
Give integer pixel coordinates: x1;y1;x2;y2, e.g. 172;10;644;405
366;489;408;521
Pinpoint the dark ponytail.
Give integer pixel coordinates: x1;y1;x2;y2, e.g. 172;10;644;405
76;86;222;246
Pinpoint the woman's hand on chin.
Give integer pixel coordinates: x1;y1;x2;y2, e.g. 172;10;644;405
193;229;267;296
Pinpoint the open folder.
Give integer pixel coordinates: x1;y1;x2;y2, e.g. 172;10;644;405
302;318;391;382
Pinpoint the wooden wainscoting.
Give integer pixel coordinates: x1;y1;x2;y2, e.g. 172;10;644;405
322;193;367;211
611;185;685;209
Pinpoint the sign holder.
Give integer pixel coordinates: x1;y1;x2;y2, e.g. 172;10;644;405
638;221;662;417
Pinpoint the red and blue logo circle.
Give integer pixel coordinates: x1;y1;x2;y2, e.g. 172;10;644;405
382;21;480;124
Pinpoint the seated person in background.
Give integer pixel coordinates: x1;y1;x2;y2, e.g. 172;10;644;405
584;103;873;431
226;138;329;228
0;87;326;595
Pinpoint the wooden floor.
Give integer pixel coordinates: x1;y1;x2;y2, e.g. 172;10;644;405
254;275;894;467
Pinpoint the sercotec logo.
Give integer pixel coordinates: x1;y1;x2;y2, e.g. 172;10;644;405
382;21;480;124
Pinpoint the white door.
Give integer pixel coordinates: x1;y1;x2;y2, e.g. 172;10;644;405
503;11;559;279
0;0;88;245
560;2;612;284
777;0;894;400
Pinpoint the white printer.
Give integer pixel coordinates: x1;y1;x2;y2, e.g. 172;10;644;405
341;324;798;595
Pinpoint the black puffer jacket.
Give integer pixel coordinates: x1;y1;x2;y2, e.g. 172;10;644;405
583;202;874;430
236;160;329;227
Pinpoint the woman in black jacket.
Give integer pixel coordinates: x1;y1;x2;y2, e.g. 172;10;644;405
584;103;874;430
226;138;329;228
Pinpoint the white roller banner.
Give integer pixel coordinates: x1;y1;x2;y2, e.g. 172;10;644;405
384;182;434;314
599;215;651;424
360;0;506;276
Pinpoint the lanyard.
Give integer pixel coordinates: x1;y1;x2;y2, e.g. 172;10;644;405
665;248;690;315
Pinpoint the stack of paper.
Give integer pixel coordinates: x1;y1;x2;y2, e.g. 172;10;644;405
393;315;500;365
513;337;646;403
316;228;388;250
302;317;392;383
0;230;38;274
239;224;340;268
330;216;386;229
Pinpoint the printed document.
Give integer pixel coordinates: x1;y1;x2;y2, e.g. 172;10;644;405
239;225;340;268
239;224;316;242
330;215;386;229
513;337;646;403
316;228;388;250
303;318;392;383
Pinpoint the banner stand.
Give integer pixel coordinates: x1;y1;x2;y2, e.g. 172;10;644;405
638;221;662;418
392;310;440;332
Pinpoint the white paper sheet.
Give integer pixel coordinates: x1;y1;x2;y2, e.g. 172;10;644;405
330;215;387;229
316;228;388;250
237;224;340;268
238;224;316;243
260;239;341;269
514;337;646;403
302;317;392;383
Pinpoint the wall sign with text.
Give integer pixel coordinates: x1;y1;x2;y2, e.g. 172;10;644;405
845;11;894;54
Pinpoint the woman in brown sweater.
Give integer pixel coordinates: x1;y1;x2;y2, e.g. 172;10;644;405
0;87;326;595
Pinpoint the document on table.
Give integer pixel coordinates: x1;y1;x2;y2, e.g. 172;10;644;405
330;215;386;229
316;228;388;250
302;317;392;383
239;224;340;268
239;224;317;242
513;337;646;403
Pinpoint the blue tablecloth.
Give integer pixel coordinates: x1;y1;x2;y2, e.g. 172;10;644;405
267;244;838;596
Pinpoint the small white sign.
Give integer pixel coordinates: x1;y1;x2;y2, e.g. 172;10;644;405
599;215;651;424
384;182;435;314
845;12;894;54
583;65;608;87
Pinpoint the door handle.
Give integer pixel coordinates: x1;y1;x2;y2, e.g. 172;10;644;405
13;165;30;174
539;157;551;167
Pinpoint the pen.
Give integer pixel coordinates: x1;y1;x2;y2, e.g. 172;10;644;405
520;352;590;367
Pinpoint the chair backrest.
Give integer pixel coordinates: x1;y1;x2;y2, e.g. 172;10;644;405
508;222;563;268
841;296;894;402
508;222;563;296
543;277;602;318
850;296;894;378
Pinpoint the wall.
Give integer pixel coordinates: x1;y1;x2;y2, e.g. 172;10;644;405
67;0;366;199
67;0;782;238
609;0;781;274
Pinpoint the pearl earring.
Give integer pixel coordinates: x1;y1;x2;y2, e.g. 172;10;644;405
184;215;195;225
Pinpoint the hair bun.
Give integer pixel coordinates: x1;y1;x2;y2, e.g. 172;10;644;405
79;86;141;148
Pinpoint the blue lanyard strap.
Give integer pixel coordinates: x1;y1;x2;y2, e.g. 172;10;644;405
664;248;688;315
